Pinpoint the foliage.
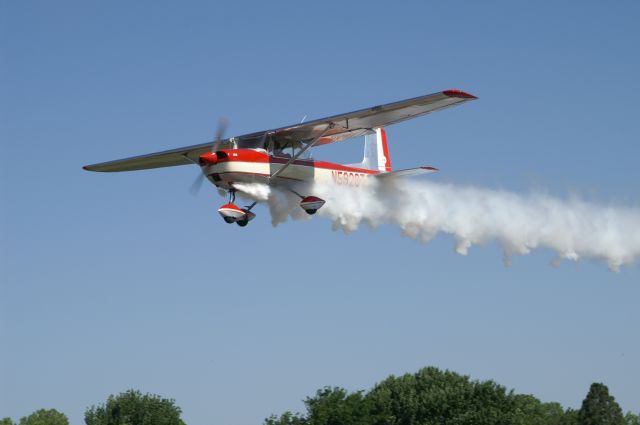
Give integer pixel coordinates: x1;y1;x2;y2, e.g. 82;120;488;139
264;411;308;425
84;389;186;425
265;367;585;425
264;387;374;425
305;387;375;425
367;367;508;425
578;383;624;425
366;367;566;425
625;412;640;425
560;409;580;425
18;409;68;425
6;372;635;425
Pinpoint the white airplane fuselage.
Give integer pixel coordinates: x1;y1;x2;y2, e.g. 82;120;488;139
202;148;379;191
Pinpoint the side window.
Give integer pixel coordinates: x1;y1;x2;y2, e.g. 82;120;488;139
271;141;290;158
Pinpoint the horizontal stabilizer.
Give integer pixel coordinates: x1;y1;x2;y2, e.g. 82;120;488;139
373;166;438;179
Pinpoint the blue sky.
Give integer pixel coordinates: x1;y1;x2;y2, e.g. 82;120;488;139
1;1;639;424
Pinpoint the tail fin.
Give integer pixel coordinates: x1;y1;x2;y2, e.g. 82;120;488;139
361;127;392;172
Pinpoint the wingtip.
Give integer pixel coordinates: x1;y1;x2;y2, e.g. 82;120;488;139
443;89;478;99
421;166;439;172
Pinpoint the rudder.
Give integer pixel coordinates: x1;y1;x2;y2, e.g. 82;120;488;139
361;127;392;172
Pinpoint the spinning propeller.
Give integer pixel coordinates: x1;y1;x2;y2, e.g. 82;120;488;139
190;118;228;196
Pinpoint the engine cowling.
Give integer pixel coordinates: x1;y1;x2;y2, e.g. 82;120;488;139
199;152;218;166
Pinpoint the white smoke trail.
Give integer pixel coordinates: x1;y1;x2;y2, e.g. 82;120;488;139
265;186;310;226
266;179;640;271
232;182;271;201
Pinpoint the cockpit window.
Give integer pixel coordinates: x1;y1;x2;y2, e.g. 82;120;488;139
270;141;288;158
270;141;312;159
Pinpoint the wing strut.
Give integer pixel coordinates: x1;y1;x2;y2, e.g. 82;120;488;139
269;123;335;181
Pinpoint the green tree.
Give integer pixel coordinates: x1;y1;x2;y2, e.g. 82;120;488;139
539;402;570;425
266;387;374;425
561;409;580;425
367;367;542;425
264;411;307;425
625;411;640;425
578;383;624;425
84;390;186;425
18;409;68;425
1;418;15;425
304;387;374;425
266;367;584;425
509;400;577;425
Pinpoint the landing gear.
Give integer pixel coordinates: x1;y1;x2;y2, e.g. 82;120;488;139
297;195;325;215
288;190;326;215
217;190;257;227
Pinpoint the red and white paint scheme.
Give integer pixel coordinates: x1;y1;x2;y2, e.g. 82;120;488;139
299;196;326;215
84;90;477;226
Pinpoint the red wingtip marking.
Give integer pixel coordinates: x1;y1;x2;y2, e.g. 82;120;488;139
443;90;477;99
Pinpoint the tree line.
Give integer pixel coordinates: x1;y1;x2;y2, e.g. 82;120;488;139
2;390;185;425
265;367;638;425
2;367;638;424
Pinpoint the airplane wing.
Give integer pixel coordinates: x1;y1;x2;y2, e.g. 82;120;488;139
271;89;477;146
83;90;477;172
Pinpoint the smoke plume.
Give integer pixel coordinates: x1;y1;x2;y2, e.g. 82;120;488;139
240;180;640;271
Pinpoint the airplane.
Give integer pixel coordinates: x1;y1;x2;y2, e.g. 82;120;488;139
83;89;477;226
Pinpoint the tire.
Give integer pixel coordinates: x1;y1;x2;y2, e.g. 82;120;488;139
223;217;235;224
305;209;317;215
236;218;249;227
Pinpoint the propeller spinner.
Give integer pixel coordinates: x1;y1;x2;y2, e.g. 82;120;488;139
190;118;228;196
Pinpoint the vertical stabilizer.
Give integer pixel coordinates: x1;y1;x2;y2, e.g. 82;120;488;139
361;127;392;172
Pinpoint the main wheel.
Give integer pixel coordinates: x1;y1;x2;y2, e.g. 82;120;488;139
223;217;235;224
305;209;317;215
236;218;249;227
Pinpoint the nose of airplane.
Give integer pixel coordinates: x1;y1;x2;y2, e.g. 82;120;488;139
199;152;218;166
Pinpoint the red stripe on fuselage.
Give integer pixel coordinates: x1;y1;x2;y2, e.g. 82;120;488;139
213;171;303;181
217;149;380;175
